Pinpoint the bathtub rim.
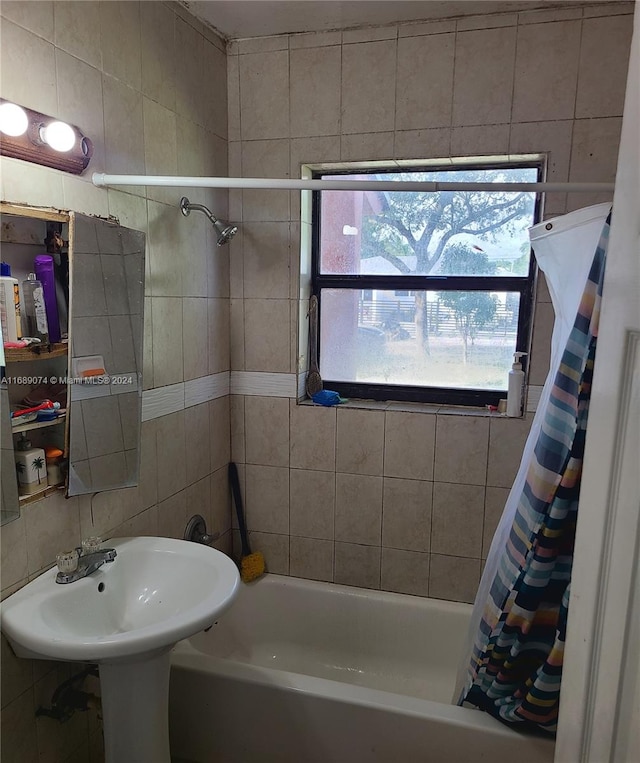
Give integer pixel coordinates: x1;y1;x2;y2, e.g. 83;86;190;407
212;571;475;615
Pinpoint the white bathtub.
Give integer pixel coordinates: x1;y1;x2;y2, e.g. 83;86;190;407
170;574;555;763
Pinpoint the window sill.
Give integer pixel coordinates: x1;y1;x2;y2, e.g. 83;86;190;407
299;396;527;419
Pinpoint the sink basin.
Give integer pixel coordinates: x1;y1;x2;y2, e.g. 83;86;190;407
0;536;241;763
1;536;240;662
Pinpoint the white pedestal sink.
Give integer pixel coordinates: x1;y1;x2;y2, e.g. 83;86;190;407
0;536;240;763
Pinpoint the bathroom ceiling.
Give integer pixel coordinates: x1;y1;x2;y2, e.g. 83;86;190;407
186;0;600;39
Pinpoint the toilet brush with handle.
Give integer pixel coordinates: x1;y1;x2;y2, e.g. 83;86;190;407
229;462;265;583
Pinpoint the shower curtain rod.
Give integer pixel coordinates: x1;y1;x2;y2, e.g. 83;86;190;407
91;173;614;194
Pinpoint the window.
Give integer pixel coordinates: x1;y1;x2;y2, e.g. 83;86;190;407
311;160;542;406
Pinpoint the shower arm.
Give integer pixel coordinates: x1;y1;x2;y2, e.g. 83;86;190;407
93;174;615;194
180;198;218;225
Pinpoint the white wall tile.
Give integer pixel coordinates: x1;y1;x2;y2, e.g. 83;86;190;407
56;50;105;172
245;464;289;533
451;124;510;156
337;408;385;476
208;298;231;374
289;400;337;471
567;117;620;210
382;477;432;552
175;17;204;125
290;469;335;540
237;35;289;55
0;0;53;39
140;1;176;111
290;536;334;582
399;20;456;37
518;7;582;25
396;33;454;130
334;541;381;589
512;21;581;123
394;128;450;159
456;12;517;31
434;415;489;485
239;50;290;140
335;473;382;545
152;297;184;387
102;75;145;175
290;30;342;49
247;531;290;574
576;16;634;119
291;45;342;137
245;396;290;467
243;222;290;299
429;554;480;603
0;20;57;114
381;547;430;596
342;40;397;134
54;1;102;68
203;41;228;140
343;26;397;44
452;27;516;126
99;1;142;91
431;482;484;557
183;298;209;381
384;411;435;480
241;140;291;222
244;299;291;372
341;132;395;162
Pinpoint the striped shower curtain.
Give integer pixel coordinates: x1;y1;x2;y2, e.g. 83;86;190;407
457;214;610;733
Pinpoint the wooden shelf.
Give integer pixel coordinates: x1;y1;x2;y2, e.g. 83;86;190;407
11;412;66;434
4;343;68;363
18;484;65;506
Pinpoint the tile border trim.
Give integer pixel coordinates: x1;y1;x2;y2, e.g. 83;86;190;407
143;371;540;418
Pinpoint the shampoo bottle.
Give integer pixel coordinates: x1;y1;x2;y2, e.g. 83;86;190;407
0;262;22;343
506;352;527;417
21;273;49;343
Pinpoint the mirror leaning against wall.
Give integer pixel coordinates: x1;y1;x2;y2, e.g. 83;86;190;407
0;204;146;523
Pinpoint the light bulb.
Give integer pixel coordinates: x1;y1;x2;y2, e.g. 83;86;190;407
0;102;28;136
41;121;76;152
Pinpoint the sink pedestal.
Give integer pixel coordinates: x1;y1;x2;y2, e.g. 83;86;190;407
100;650;171;763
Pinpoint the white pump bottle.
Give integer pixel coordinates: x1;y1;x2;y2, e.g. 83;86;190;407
506;351;527;417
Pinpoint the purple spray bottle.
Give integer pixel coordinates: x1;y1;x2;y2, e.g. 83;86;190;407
34;254;61;343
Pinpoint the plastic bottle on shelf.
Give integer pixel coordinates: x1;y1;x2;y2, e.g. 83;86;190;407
45;446;65;487
506;351;527;417
14;434;48;496
0;262;22;343
21;273;49;344
34;255;61;343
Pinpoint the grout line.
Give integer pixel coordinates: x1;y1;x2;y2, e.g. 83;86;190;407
573;14;585;122
449;24;458;131
391;24;399;158
508;14;519;147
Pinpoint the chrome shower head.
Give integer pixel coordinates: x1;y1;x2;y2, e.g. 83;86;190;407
180;197;238;246
215;222;238;247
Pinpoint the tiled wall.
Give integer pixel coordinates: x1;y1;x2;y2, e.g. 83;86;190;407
0;2;229;761
231;398;532;602
0;1;635;761
226;3;634;598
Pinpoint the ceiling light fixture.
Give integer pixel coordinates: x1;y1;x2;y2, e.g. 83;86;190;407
0;99;93;175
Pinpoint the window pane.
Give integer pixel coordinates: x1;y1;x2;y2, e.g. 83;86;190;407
319;167;538;277
320;289;521;391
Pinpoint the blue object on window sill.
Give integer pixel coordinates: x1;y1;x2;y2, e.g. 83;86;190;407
311;390;348;407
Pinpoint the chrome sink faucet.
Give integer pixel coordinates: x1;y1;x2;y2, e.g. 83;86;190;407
56;538;117;584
